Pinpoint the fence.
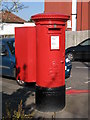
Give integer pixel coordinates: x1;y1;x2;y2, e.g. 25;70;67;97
65;30;90;49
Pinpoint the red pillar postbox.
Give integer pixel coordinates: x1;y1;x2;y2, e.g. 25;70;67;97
15;27;36;85
31;13;69;112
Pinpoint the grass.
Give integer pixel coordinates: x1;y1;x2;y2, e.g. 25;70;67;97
2;100;35;119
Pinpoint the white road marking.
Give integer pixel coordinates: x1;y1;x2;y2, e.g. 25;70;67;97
84;81;90;84
73;62;89;64
66;87;72;90
75;66;88;69
84;62;89;64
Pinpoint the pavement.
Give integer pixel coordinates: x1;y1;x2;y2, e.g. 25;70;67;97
1;62;90;119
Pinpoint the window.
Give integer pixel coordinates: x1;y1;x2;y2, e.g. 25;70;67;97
7;41;15;55
80;39;90;46
2;45;6;52
0;44;6;55
0;44;2;55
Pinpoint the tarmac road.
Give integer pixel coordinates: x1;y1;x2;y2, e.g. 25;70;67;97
1;61;90;119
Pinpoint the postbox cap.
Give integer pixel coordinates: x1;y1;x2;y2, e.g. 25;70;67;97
31;13;70;21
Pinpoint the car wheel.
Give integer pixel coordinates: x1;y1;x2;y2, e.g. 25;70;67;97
17;79;26;86
67;52;74;61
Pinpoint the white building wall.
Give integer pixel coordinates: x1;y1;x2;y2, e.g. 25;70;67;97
0;23;35;35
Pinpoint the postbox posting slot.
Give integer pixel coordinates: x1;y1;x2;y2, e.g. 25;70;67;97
48;28;60;31
48;27;62;34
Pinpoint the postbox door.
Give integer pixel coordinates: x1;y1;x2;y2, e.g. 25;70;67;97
15;27;36;83
48;28;65;88
36;25;65;88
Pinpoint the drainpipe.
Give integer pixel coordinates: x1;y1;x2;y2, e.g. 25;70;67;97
72;0;77;31
81;0;82;31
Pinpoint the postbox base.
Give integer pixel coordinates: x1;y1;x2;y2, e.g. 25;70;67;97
36;85;65;112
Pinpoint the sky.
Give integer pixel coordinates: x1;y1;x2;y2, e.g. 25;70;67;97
2;1;44;21
14;2;44;21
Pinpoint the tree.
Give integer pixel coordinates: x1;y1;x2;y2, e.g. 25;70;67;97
1;0;28;13
0;0;28;23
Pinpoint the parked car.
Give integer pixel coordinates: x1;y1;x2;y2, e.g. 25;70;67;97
65;38;90;61
65;57;72;79
0;38;15;77
0;38;72;85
